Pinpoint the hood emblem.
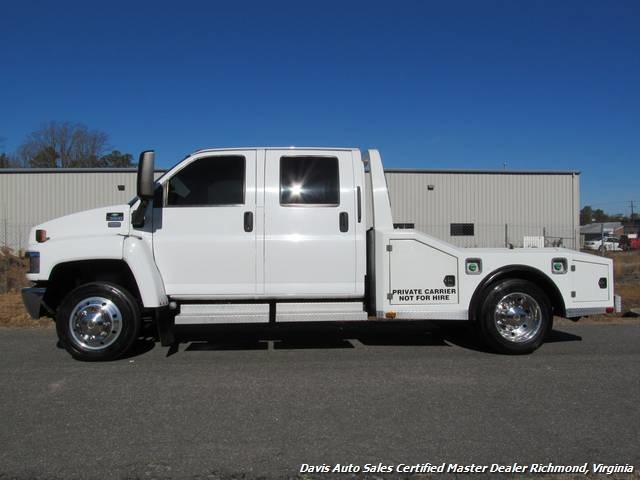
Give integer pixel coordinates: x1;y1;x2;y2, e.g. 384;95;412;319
106;212;124;222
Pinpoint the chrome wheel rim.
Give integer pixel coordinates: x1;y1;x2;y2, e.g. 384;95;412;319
68;297;122;350
493;292;542;343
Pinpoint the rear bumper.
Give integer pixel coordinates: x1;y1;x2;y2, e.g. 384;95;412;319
566;296;621;319
566;307;607;318
21;287;47;319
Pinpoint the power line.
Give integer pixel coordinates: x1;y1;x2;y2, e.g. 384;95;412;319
585;200;640;206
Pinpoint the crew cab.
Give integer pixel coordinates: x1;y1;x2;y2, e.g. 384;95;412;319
22;148;617;360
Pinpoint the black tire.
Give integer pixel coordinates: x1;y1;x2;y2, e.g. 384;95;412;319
477;279;553;354
56;282;141;361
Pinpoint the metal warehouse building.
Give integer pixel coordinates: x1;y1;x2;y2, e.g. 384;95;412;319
383;168;580;249
0;167;580;251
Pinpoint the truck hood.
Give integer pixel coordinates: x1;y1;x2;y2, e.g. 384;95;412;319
32;204;131;243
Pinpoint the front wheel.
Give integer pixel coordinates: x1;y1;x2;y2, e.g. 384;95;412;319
477;279;552;354
56;282;141;361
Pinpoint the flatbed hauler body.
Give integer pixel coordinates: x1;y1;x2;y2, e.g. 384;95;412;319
22;148;615;360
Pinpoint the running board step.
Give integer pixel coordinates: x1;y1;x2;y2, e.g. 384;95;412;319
276;302;367;322
175;304;269;325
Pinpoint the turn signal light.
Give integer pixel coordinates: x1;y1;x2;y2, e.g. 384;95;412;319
385;311;397;319
35;229;48;243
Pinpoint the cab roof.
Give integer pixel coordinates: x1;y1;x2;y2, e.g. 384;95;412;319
191;146;359;155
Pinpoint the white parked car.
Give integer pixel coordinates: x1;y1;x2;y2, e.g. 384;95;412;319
584;237;622;252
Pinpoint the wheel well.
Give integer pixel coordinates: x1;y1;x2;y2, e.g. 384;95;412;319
43;260;142;313
469;265;566;322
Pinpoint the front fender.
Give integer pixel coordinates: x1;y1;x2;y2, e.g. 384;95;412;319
123;236;168;308
28;236;125;282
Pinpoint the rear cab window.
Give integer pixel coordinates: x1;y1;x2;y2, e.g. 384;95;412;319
280;156;339;206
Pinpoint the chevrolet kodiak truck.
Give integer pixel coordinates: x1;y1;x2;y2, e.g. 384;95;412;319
22;148;616;361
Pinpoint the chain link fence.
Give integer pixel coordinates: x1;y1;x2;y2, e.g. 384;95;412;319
0;248;28;294
404;222;580;250
1;221;32;254
1;221;31;294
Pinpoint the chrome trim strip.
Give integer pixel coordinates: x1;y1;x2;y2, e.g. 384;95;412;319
566;307;607;318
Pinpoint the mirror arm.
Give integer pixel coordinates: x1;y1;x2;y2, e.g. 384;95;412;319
131;198;149;228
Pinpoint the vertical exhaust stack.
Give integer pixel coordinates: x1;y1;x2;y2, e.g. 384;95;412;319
365;149;393;231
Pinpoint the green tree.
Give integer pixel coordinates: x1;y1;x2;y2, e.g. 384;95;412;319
99;150;133;167
580;206;594;225
0;152;11;168
592;208;609;223
29;146;59;168
0;136;11;168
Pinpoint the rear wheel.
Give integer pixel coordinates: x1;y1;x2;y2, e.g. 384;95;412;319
478;279;552;354
56;282;141;361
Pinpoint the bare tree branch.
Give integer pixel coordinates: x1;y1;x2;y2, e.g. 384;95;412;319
18;121;110;168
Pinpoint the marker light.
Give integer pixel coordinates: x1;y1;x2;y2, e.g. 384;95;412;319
551;258;567;274
465;258;482;275
35;229;48;243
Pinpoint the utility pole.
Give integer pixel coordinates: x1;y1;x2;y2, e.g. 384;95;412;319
630;200;635;221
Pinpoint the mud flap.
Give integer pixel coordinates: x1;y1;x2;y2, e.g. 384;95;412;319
155;307;175;346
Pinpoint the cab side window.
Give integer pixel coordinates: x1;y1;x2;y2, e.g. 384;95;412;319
280;156;339;206
167;155;245;206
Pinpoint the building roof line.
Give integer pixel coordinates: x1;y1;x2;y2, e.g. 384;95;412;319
1;167;581;175
383;168;581;175
0;168;168;174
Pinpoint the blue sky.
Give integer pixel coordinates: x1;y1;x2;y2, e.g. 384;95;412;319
1;0;638;214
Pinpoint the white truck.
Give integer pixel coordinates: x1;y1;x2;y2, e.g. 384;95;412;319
22;148;616;360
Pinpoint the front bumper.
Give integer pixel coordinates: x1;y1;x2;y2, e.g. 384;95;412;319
21;287;47;319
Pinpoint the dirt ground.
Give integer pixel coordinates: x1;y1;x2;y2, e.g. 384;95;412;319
0;291;53;328
0;250;638;329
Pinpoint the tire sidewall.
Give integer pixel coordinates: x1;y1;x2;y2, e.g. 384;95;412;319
479;279;552;354
57;282;141;361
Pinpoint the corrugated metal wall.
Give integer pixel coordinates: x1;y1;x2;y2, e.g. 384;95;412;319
0;168;579;251
382;170;579;249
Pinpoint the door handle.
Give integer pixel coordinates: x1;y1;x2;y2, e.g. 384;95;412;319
339;212;349;232
244;211;253;232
